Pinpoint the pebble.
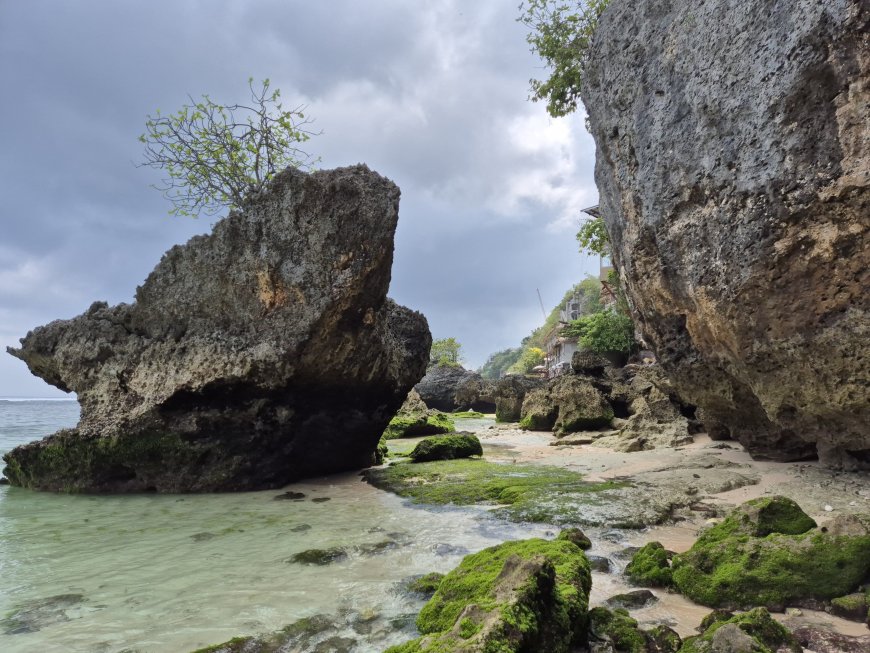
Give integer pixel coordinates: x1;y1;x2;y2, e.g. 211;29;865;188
824;505;833;512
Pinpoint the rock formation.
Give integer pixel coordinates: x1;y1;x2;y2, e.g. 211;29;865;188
492;375;545;422
4;165;430;491
414;365;495;412
584;0;869;467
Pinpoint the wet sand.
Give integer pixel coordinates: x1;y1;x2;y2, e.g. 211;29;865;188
474;422;870;640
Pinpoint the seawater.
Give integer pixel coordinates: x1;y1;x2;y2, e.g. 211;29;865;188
0;401;547;652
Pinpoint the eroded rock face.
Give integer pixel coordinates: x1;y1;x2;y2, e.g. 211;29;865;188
414;365;494;412
584;0;870;467
4;165;430;492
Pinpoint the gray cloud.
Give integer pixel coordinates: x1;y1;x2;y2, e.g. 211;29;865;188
0;0;598;397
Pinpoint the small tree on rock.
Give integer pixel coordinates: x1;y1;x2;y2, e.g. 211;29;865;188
139;78;318;217
430;338;464;367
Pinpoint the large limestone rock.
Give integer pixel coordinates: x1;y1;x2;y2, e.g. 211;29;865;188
414;365;494;412
584;0;870;467
4;165;430;492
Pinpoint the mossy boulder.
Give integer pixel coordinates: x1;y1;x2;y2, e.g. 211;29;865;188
677;608;799;653
830;591;870;622
383;412;455;440
405;573;445;597
519;375;613;435
409;433;483;462
695;496;816;542
287;547;347;566
672;499;870;610
625;541;674;588
557;527;592;550
588;607;647;653
385;538;591;653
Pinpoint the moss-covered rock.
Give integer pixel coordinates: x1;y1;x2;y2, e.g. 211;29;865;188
190;614;335;652
588;607;647;653
405;573;445;597
451;411;486;419
287;547;347;566
557;527;592;550
364;459;628;525
625;541;674;588
519;375;613;435
694;496;816;543
830;592;870;622
677;608;799;653
409;433;483;462
646;624;682;653
671;499;870;610
383;412;455;440
385;538;591;653
604;589;658;610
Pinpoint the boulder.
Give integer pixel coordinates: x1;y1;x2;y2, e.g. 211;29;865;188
382;390;455;440
584;0;870;467
3;165;430;492
415;365;492;412
493;375;546;422
679;608;798;653
386;538;591;653
409;433;483;463
520;375;613;435
571;350;608;377
671;499;870;610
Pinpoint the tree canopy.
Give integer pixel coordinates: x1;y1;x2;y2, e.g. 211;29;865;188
518;0;611;118
430;337;463;367
139;78;318;217
576;215;609;256
561;310;635;355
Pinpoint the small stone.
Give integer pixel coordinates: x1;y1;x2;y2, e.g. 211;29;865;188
605;589;659;610
785;607;803;616
274;491;306;501
824;505;834;512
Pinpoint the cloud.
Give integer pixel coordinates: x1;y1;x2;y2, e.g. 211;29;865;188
0;0;599;396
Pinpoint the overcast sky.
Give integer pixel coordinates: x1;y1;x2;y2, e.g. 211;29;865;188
0;0;599;398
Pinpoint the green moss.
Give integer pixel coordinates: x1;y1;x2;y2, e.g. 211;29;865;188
406;572;445;597
189;614;334;653
694;496;816;546
830;592;869;621
672;500;870;609
374;435;389;464
2;428;210;492
451;411;486;419
287;547;347;566
383;413;456;440
364;458;630;525
625;541;673;588
519;411;556;431
588;607;646;653
388;538;590;653
646;625;682;653
556;405;614;434
556;528;592;550
409;433;483;462
677;607;798;653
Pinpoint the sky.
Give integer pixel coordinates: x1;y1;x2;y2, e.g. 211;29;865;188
0;0;599;398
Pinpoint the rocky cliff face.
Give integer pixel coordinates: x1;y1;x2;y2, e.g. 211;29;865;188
414;365;495;412
4;165;431;491
583;0;869;467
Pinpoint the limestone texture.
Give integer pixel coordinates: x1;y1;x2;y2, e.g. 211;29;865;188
414;365;494;413
385;537;591;653
4;165;430;492
584;0;870;467
493;375;545;422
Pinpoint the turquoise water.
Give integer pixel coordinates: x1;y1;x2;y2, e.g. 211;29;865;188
0;401;545;652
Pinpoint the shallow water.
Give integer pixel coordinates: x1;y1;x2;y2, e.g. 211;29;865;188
0;402;551;652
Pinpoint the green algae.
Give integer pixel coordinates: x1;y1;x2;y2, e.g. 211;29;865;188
451;411;487;419
287;547;348;566
624;541;674;588
364;459;629;525
694;497;816;546
386;537;591;653
409;433;483;463
588;607;646;653
383;413;455;440
190;614;335;653
405;573;445;597
556;527;592;550
671;499;870;610
677;607;799;653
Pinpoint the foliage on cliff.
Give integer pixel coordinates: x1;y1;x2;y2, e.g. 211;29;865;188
519;0;612;117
